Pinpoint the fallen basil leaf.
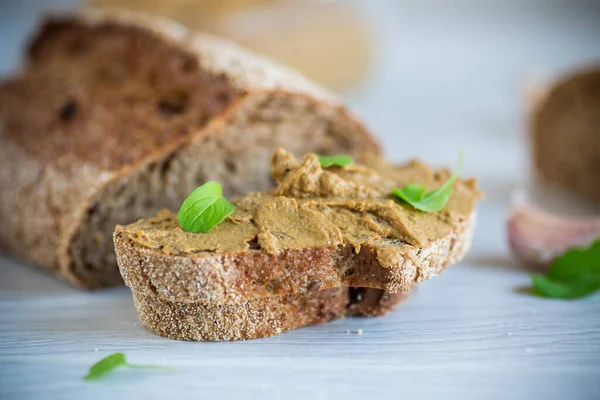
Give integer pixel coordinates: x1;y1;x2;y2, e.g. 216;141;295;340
393;152;464;213
85;353;173;381
178;181;236;233
530;240;600;299
317;154;354;168
85;353;127;380
547;240;600;282
530;275;574;298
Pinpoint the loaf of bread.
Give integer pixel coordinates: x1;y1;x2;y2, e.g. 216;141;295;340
531;65;600;203
0;10;379;288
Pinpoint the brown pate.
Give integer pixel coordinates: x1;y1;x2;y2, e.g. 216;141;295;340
120;148;481;271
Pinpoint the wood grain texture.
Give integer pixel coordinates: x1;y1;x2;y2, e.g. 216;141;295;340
2;1;600;399
2;252;600;400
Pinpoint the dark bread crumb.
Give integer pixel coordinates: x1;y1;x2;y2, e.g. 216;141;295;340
59;98;76;121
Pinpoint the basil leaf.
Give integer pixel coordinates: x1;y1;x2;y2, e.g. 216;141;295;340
530;275;573;298
531;274;600;299
178;181;236;233
85;353;174;381
530;240;600;299
392;184;428;208
317;154;354;168
399;183;427;200
547;240;600;282
393;152;464;213
84;352;126;380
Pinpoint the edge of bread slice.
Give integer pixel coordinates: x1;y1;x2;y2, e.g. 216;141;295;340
134;287;410;341
114;149;480;305
115;210;474;304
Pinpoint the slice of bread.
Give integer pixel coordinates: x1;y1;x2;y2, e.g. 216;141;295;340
531;65;600;203
0;9;379;288
135;287;410;341
114;149;481;307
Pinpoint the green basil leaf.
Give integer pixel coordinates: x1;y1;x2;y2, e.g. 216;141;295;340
317;154;355;168
178;181;236;233
530;275;573;298
392;184;427;207
393;152;464;213
529;240;600;299
547;240;600;282
84;353;174;381
84;352;127;380
531;274;600;299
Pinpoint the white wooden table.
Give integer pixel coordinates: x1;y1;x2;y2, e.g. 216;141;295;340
1;2;600;399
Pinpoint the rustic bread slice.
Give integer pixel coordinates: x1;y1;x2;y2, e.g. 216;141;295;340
0;9;379;288
135;287;410;341
114;149;481;305
531;65;600;203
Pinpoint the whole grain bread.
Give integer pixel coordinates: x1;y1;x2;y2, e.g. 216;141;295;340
135;287;410;341
114;150;480;305
531;65;600;203
116;218;474;304
0;9;379;288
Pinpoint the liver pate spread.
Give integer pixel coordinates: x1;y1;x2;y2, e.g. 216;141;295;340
120;148;481;269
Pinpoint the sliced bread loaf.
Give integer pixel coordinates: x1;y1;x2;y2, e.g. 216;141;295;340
531;65;600;203
0;10;378;288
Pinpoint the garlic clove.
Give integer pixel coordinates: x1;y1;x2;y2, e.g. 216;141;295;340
507;198;600;271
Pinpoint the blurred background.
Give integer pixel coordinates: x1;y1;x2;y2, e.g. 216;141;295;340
1;0;600;174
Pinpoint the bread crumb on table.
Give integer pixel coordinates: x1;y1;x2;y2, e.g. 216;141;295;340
346;329;363;335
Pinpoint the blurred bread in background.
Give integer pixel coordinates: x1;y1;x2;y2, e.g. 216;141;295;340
531;65;600;203
90;0;372;91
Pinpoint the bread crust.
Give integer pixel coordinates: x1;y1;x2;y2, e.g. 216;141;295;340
133;287;410;341
0;9;378;287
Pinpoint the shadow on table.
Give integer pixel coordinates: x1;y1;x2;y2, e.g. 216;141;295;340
0;254;81;296
464;253;524;272
31;295;146;337
1;284;151;341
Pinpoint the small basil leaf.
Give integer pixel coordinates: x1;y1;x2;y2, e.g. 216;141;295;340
392;184;427;206
84;353;174;381
529;240;600;299
84;352;127;380
393;152;464;213
317;154;355;168
178;181;236;233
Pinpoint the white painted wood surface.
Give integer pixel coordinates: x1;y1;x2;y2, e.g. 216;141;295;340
1;1;600;399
